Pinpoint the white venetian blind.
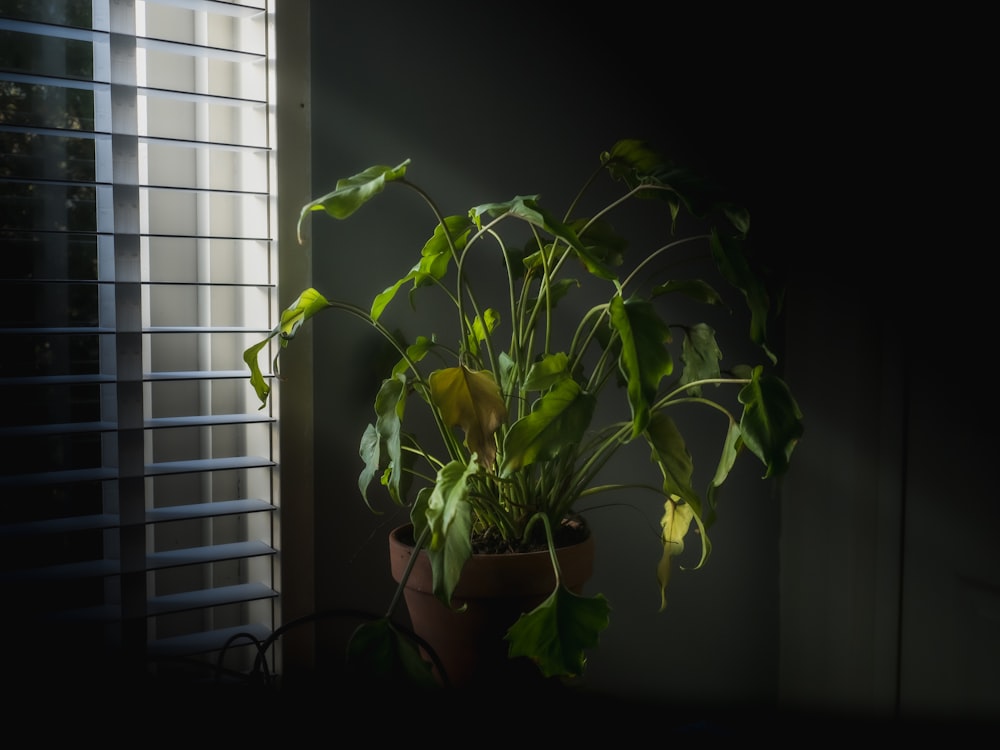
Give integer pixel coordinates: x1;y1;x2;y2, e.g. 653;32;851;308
0;0;280;686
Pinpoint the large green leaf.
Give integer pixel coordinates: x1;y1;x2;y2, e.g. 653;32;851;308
645;411;699;510
296;160;410;242
366;373;408;504
500;378;596;476
423;457;477;607
609;294;673;438
678;322;723;394
505;586;610;678
710;230;774;360
358;423;381;509
703;417;743;529
345;617;438;688
428;366;507;470
522;352;571;391
738;366;804;478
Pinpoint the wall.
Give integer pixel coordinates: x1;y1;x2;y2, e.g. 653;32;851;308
302;2;789;714
294;1;1000;731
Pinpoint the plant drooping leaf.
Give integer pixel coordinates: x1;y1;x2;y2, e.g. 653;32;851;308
346;617;438;688
738;365;805;478
428;366;507;469
296;160;411;242
609;294;673;438
645;411;699;510
657;498;695;611
244;287;333;408
423;457;476;607
505;586;610;678
358;373;408;506
710;230;775;362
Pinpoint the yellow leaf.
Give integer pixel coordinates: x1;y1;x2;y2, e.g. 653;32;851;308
657;498;694;611
428;366;508;469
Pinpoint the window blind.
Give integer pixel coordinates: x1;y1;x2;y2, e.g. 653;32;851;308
0;0;279;687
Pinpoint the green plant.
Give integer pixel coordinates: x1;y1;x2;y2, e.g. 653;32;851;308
243;139;803;683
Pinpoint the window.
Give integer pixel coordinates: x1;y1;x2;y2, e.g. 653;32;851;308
0;0;292;687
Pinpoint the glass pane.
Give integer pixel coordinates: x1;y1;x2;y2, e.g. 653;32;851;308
0;331;103;377
0;0;94;27
3;232;100;281
0;80;99;131
0;381;103;428
0;131;98;182
0;29;96;81
0;280;101;327
0;182;98;232
0;430;103;475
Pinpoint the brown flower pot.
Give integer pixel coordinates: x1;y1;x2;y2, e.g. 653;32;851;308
388;522;595;689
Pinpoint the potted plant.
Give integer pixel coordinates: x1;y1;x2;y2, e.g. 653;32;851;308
243;138;803;689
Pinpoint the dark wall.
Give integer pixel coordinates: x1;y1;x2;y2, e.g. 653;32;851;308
305;1;801;710
302;2;1000;727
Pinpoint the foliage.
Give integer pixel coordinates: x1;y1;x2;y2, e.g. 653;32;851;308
244;139;804;682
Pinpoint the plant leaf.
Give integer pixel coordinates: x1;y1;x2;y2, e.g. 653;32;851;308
645;411;699;510
738;366;804;478
678;322;723;395
296;160;411;242
657;499;695;610
601;139;728;219
471;196;616;280
703;417;743;529
505;586;610;678
522;352;571;391
609;294;673;438
369;373;408;504
500;378;596;477
650;278;724;305
345;617;438;688
468;308;500;358
424;457;477;606
358;423;381;510
371;215;472;322
393;333;435;378
428;366;507;469
710;230;774;360
242;287;332;408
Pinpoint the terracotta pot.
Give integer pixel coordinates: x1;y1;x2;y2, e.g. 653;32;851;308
388;522;595;689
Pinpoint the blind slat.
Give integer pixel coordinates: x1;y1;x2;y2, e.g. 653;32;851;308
0;499;274;537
